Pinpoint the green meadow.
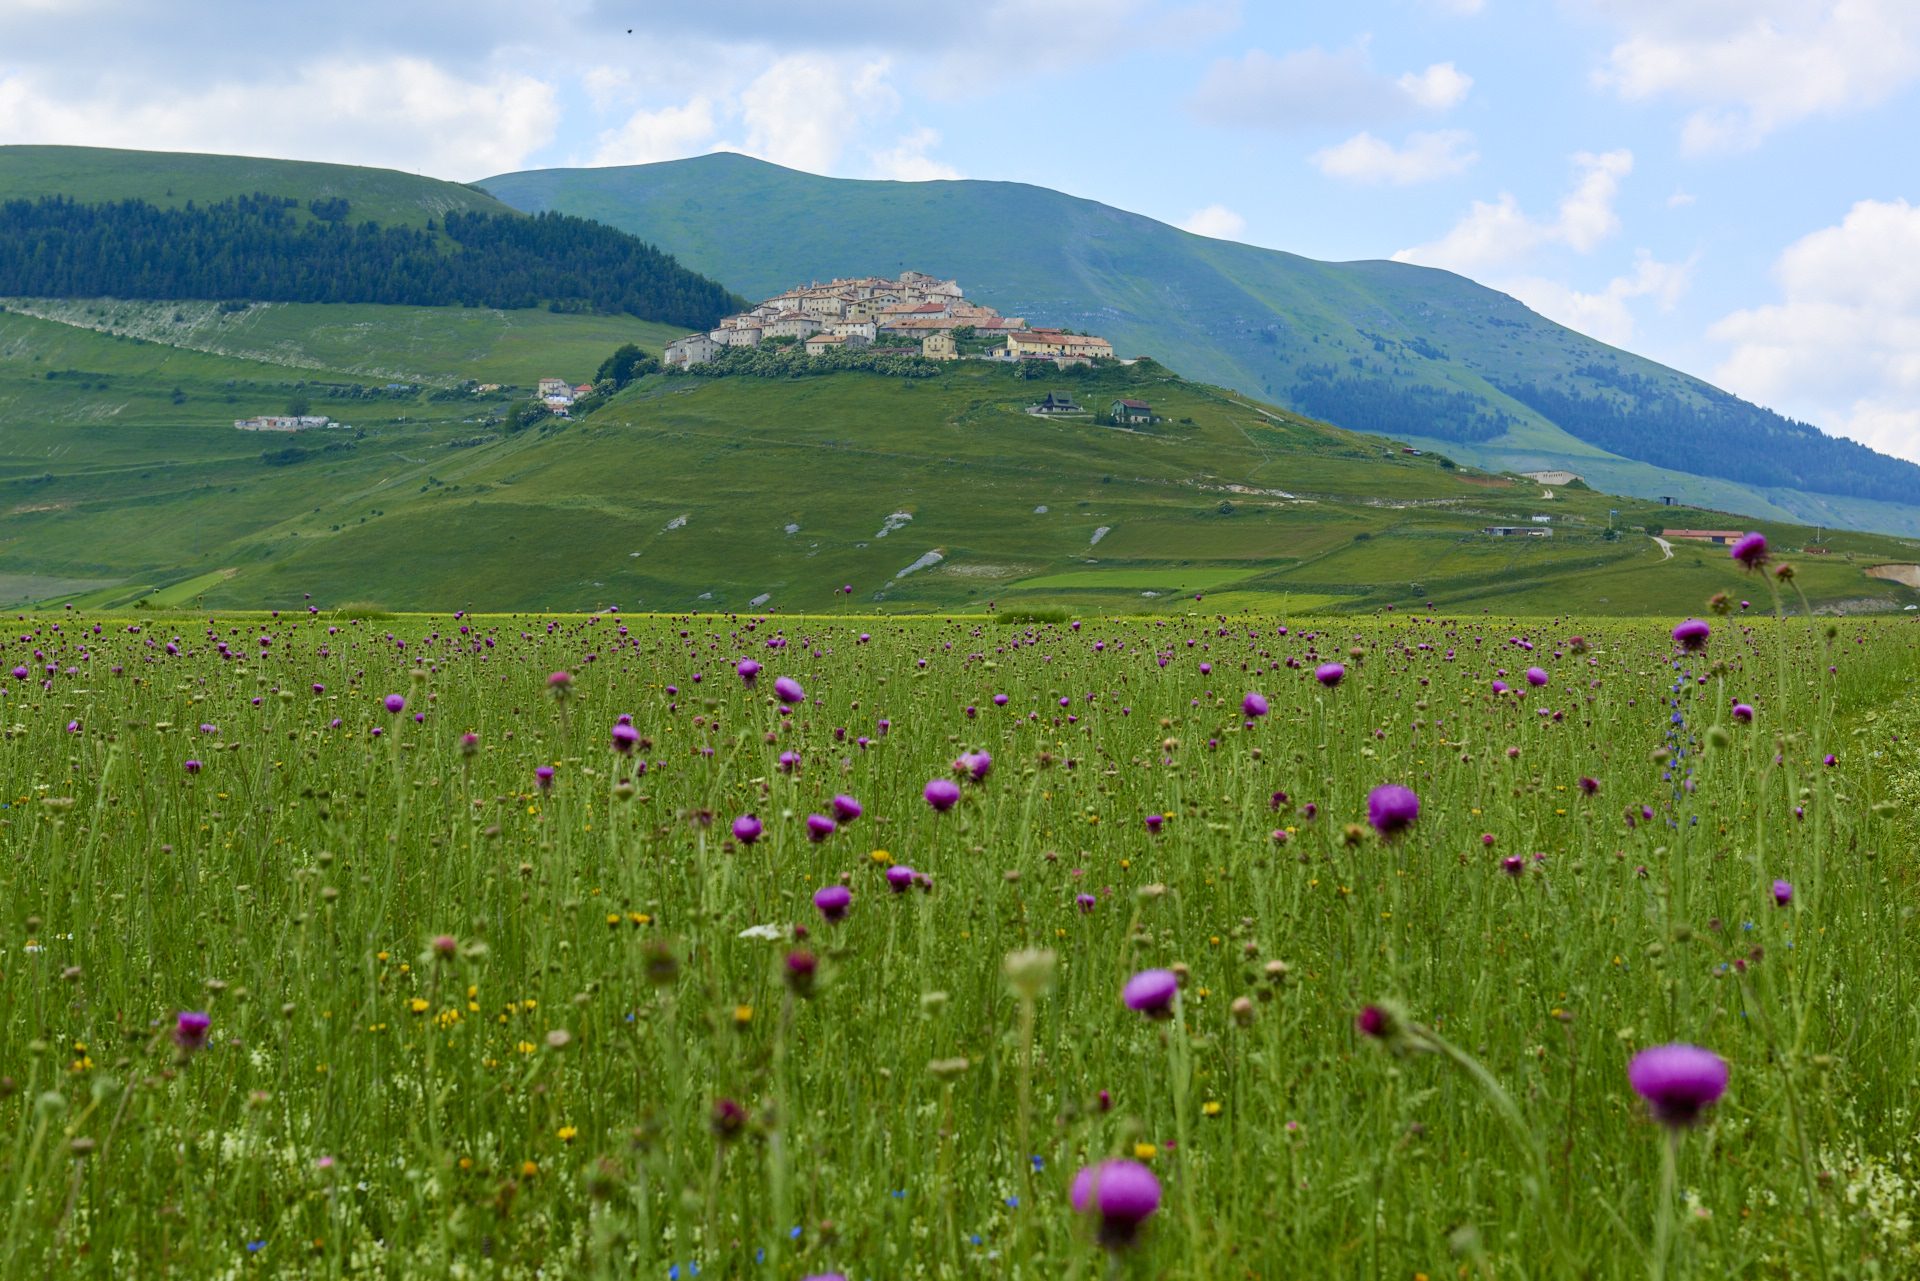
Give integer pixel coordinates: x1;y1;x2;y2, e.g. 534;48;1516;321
0;603;1912;1278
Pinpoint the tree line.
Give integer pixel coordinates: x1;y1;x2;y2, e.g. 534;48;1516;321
0;193;745;330
1287;366;1516;444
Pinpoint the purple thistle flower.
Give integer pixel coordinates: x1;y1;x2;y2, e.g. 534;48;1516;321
732;814;762;845
383;694;406;715
1366;785;1420;837
312;683;324;695
1501;855;1525;877
1199;662;1212;674
1772;879;1793;907
535;766;555;791
1729;532;1768;569
784;949;818;994
1578;776;1600;795
1822;753;1837;766
954;751;992;782
1242;692;1269;718
1524;666;1548;687
774;676;805;704
460;733;480;757
173;1011;211;1053
1314;662;1345;687
736;659;761;685
547;670;572;694
611;723;641;754
830;794;862;822
813;884;852;921
184;760;201;775
1144;814;1165;835
1672;619;1711;653
1628;1043;1729;1127
1070;1160;1161;1248
1123;968;1178;1018
992;693;1009;706
1491;680;1509;695
1356;1005;1391;1039
924;778;961;811
885;865;915;893
1076;892;1096;913
805;814;836;842
1732;703;1755;723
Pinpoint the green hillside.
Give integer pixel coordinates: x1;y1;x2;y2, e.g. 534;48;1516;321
0;297;688;387
0;304;1909;617
479;153;1920;531
0;145;516;229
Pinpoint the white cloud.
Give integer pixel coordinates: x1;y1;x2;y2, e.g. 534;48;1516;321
1592;0;1920;153
592;97;718;166
0;58;559;177
1709;198;1920;462
869;126;961;181
1499;251;1694;345
1392;149;1632;272
1667;188;1696;207
1310;129;1477;184
736;55;898;173
1188;42;1474;130
1396;62;1474;111
607;1;1238;99
1178;205;1247;239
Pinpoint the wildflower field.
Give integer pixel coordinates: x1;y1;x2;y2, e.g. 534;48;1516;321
3;573;1918;1278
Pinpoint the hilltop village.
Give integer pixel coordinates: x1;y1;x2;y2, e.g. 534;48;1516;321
664;269;1119;370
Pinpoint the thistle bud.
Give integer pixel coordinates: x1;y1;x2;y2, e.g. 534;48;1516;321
1004;948;1056;1000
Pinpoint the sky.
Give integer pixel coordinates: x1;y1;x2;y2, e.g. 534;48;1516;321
0;1;1917;460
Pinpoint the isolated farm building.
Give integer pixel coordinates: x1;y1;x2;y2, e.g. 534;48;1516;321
1110;398;1152;424
1483;526;1551;537
235;416;325;431
1030;392;1083;414
1664;529;1746;545
537;378;571;399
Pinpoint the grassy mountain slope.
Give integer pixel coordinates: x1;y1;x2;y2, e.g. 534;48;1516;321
479;153;1920;530
0;145;516;229
0;305;1908;617
0;297;687;388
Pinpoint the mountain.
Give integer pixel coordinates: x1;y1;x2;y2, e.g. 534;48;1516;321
0;302;1912;618
0;146;746;330
0;145;518;229
479;153;1920;536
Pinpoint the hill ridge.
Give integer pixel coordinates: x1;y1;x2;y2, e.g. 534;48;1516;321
480;152;1920;532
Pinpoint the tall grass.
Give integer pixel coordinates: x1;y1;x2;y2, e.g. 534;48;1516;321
0;600;1913;1277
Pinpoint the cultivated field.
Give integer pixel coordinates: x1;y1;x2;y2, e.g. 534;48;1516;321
0;581;1915;1277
